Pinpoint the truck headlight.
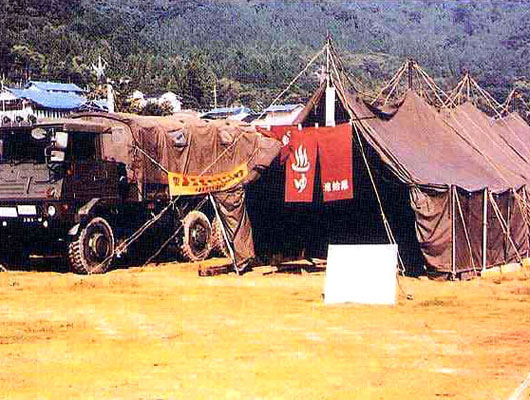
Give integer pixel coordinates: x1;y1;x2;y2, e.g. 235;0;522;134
47;205;57;217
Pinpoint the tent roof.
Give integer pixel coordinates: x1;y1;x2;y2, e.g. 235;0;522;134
495;112;530;159
442;102;530;183
293;79;374;126
359;90;522;192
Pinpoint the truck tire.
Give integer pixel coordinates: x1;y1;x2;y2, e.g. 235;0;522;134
211;217;230;257
68;217;115;274
180;211;212;262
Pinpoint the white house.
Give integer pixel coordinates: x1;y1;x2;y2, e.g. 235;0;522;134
130;90;182;113
0;88;33;123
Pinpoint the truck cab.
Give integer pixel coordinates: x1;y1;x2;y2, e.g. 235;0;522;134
0;120;127;272
0;118;220;274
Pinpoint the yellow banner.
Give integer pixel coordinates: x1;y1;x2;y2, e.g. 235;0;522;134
168;163;249;196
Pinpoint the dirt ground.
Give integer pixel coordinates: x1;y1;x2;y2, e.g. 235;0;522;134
1;260;530;400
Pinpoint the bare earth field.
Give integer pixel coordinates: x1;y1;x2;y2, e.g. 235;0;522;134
1;260;530;399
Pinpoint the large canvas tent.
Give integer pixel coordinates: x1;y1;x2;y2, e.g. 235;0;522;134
258;43;530;278
357;91;529;275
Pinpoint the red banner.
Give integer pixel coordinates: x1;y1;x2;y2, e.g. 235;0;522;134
317;123;353;202
285;128;318;202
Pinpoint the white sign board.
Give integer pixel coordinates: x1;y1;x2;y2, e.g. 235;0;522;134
324;244;397;305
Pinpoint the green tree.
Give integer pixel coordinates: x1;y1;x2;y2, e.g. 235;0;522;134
183;51;216;110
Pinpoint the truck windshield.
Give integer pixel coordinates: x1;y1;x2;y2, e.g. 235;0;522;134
0;132;51;164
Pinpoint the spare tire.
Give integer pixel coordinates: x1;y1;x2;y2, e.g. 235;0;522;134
211;217;230;257
180;211;212;262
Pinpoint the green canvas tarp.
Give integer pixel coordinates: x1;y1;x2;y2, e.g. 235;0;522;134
74;112;281;268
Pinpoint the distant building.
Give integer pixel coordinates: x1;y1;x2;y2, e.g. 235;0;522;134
129;90;182;113
0;88;31;123
251;104;304;127
202;106;252;121
1;81;87;122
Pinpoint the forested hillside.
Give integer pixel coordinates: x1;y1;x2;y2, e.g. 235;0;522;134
1;0;530;110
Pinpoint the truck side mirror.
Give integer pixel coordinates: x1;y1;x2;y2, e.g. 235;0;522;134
46;131;68;164
54;131;68;150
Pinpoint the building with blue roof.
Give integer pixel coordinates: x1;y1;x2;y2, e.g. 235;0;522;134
251;103;304;127
1;81;89;122
26;81;85;94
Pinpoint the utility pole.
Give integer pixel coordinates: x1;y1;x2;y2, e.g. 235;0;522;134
326;30;331;89
213;83;218;109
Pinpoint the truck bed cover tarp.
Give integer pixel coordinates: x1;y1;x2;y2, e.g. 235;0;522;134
74;112;281;268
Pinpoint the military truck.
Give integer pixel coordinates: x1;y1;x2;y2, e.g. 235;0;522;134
0;119;218;273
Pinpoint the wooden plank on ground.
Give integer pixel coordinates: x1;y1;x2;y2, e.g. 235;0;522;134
198;261;232;276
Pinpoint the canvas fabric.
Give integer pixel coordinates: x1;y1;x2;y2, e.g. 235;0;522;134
284;128;318;202
256;125;294;162
317;123;353;202
73;112;281;268
334;85;530;274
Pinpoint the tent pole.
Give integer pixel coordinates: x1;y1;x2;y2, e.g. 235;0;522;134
408;58;414;90
351;121;406;274
451;185;456;278
466;72;471;102
326;32;331;88
482;188;488;273
523;185;528;258
488;191;523;264
506;189;512;262
454;189;477;275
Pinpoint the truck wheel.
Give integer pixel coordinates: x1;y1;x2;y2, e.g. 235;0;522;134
68;217;115;274
211;217;230;257
180;211;211;262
